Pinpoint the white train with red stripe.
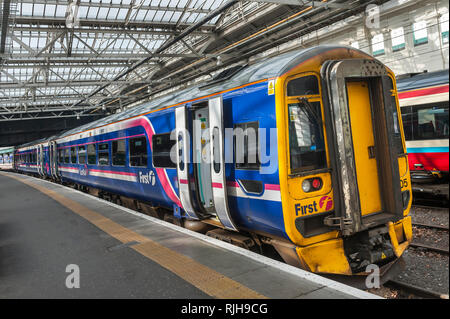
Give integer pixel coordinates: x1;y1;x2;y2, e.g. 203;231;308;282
397;69;449;181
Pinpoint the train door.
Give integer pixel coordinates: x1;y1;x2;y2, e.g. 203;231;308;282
321;59;403;235
175;106;200;220
175;98;237;230
346;81;382;216
49;141;58;178
38;145;44;176
208;97;237;230
192;105;215;215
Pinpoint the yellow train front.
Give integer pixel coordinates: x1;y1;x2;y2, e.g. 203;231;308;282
274;46;412;275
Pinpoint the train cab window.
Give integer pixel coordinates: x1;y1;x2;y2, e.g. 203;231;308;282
387;78;405;154
112;139;126;166
287;75;319;96
151;134;174;168
98;143;110;166
64;148;70;163
87;144;96;165
78;145;87;164
70;147;77;164
234;122;260;169
286;75;326;173
287;100;326;172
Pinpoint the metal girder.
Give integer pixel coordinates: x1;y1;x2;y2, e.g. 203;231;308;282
19;0;211;14
0;112;104;122
0;79;164;89
13;16;216;32
253;0;347;8
11;25;210;36
0;0;11;54
1;53;220;59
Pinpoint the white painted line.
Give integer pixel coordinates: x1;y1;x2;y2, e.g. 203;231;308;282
7;172;382;299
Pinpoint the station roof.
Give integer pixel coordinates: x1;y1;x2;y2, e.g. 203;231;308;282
1;0;387;123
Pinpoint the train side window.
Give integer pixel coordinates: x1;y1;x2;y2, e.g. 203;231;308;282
87;144;96;165
387;77;405;154
401;107;413;141
234;121;260;169
70;147;77;164
59;149;64;163
412;103;449;140
151;134;175;168
112;139;126;166
78;145;87;164
98;143;110;166
287;75;319;96
64;148;70;163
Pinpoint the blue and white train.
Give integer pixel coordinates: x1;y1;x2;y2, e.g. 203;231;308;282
13;46;413;276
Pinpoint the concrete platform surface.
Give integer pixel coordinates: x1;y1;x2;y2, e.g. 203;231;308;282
0;171;380;299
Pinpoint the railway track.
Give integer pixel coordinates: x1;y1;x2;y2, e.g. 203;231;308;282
409;242;449;255
412;221;448;231
412;204;449;211
385;280;449;299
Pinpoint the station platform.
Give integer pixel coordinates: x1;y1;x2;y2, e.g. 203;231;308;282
0;171;379;299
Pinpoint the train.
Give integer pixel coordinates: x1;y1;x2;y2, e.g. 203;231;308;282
397;69;449;182
0;146;15;170
12;45;412;276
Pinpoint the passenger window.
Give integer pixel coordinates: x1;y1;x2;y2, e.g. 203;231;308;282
70;147;77;164
59;149;64;163
78;145;87;164
64;149;70;163
87;144;96;165
151;134;174;168
112;139;126;166
98;143;110;166
413;103;449;140
234;121;260;169
401;106;413;141
212;127;221;173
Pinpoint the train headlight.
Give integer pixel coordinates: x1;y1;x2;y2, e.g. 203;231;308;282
302;180;312;192
302;178;323;193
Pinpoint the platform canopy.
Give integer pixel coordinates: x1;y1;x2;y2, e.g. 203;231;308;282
0;0;388;122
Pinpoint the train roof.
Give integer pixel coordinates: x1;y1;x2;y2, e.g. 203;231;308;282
55;45;369;140
0;147;14;154
396;69;449;92
16;45;371;147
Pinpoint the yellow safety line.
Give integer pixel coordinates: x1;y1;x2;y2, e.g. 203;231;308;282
1;172;267;299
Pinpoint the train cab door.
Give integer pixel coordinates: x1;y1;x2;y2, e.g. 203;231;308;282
321;59;403;235
346;80;382;217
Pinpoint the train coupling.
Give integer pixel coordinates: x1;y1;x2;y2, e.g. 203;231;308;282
344;216;412;274
344;226;396;273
